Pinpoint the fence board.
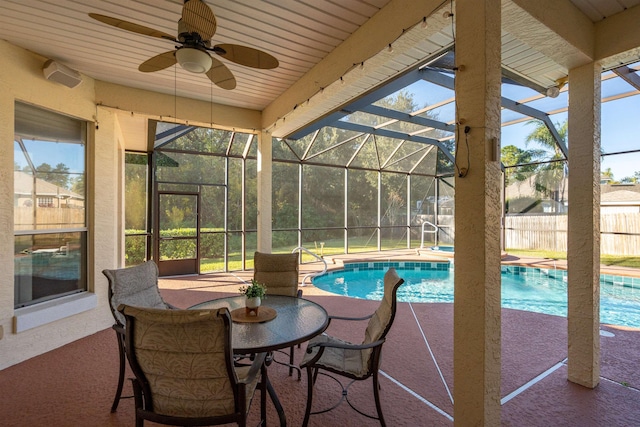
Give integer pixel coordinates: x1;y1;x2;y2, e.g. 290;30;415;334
14;207;85;230
505;213;640;256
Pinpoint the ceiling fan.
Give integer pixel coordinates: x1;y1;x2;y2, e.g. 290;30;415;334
89;0;278;90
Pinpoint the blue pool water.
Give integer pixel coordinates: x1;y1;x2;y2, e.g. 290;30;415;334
429;246;454;252
312;262;640;328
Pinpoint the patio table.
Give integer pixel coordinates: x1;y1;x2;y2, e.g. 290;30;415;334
190;295;329;426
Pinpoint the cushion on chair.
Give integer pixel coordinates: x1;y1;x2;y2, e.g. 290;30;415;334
362;269;399;346
301;268;404;379
122;306;241;418
253;252;299;297
301;334;370;378
105;260;169;326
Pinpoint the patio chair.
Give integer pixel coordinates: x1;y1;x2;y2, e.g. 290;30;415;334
300;267;404;427
102;260;176;412
253;251;302;378
119;305;266;427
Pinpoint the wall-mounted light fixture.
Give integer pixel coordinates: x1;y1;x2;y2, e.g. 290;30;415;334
176;47;212;73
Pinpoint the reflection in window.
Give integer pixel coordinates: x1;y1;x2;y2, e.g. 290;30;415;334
14;233;87;307
14;102;87;307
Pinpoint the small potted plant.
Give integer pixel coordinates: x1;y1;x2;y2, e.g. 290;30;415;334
239;279;267;315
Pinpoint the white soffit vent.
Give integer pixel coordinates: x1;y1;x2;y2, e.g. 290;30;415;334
43;59;82;88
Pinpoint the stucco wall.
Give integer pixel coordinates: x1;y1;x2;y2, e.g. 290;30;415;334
0;40;117;369
0;38;264;370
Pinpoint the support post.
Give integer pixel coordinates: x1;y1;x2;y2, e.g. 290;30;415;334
453;0;502;424
257;131;272;252
567;62;601;388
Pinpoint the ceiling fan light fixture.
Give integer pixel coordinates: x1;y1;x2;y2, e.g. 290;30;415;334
176;47;212;73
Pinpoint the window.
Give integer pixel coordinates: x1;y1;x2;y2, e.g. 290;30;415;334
14;102;87;308
37;197;54;208
125;152;150;266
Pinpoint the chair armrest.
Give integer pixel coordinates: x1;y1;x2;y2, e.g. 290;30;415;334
306;338;385;352
324;312;373;328
302;338;386;368
112;323;125;335
328;313;374;322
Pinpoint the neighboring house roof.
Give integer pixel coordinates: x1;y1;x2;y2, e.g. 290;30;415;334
14;170;83;200
506;179;640;207
601;190;640;205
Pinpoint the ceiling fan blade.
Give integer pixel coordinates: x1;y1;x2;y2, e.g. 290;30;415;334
182;0;217;41
213;44;279;69
89;13;176;41
206;57;236;90
138;51;177;72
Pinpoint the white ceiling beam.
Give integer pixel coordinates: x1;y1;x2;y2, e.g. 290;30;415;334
595;4;640;69
502;0;594;70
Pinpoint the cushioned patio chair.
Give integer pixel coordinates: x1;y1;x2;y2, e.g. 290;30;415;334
253;251;301;378
102;260;176;412
300;267;404;427
119;305;266;427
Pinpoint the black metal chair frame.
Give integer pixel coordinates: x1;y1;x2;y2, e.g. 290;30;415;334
301;269;404;427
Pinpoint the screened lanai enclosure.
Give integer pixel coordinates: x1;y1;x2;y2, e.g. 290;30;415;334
124;53;640;275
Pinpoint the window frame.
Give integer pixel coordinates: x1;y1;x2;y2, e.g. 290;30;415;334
13;102;88;309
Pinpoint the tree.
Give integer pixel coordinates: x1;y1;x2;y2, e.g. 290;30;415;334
125;153;148;231
524;120;567;205
601;167;617;184
501;145;538;185
36;162;70;189
619;171;639;184
70;175;85;195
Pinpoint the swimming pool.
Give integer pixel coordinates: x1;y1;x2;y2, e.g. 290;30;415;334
312;262;640;328
425;246;455;258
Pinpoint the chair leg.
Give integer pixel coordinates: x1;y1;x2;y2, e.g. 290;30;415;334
302;367;315;427
131;379;144;427
260;363;267;427
372;370;386;427
270;348;302;380
111;332;126;412
288;345;295;376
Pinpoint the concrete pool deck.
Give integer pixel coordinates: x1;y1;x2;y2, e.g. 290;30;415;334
155;249;640;425
1;249;639;425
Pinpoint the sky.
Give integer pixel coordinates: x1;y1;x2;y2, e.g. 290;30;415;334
407;70;640;182
501;94;640;181
14;140;85;174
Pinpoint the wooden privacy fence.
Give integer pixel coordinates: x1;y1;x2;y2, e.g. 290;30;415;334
504;213;640;256
14;207;85;230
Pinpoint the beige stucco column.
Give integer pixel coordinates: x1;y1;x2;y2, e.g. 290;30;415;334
256;130;272;252
0;94;13;337
453;0;502;424
567;62;601;388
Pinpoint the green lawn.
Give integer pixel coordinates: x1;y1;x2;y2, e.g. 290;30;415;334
505;249;640;269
